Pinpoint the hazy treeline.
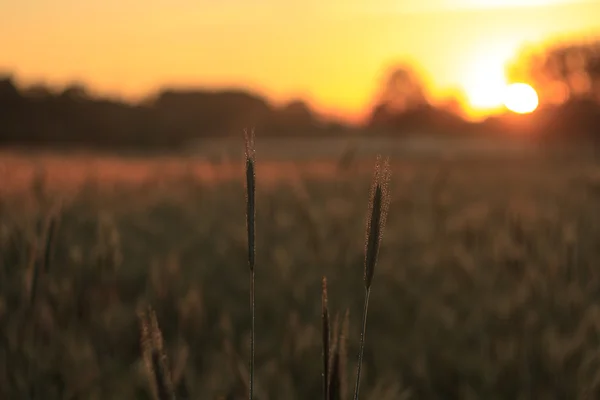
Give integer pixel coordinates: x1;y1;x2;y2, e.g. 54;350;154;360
370;39;600;141
0;79;351;150
1;39;600;149
501;38;600;140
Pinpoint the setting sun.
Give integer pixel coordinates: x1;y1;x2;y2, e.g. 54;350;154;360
2;0;600;121
462;45;541;117
503;83;539;113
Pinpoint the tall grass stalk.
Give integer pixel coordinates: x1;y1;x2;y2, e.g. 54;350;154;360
244;129;256;400
328;313;340;400
339;309;350;400
20;211;60;399
322;279;349;400
139;307;175;400
353;156;390;400
322;276;330;400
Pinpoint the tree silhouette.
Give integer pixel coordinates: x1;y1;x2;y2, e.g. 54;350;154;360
0;76;19;101
368;64;430;130
23;84;54;99
60;83;89;101
375;65;428;113
508;40;600;105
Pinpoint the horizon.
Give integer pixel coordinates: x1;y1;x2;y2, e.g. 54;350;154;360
2;0;600;123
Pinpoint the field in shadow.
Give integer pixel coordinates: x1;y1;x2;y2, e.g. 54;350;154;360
2;149;600;398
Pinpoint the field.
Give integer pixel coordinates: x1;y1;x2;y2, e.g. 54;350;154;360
2;144;600;399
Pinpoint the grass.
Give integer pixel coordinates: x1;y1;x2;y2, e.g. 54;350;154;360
1;148;600;398
353;155;391;400
244;129;257;400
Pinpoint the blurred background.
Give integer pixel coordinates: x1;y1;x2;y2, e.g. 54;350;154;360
1;0;600;152
3;1;600;399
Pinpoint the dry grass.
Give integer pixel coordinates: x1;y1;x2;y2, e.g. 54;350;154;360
139;307;175;400
354;155;391;400
244;129;256;399
1;147;600;398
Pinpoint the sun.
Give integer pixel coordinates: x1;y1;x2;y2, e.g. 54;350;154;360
463;70;540;116
503;83;539;114
461;44;540;118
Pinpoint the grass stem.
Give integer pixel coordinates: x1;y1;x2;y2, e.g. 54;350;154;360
353;287;370;400
244;128;256;400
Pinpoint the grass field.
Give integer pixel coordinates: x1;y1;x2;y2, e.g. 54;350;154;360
2;147;600;399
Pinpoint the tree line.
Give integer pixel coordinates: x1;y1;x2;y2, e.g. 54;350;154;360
1;38;600;149
0;79;351;150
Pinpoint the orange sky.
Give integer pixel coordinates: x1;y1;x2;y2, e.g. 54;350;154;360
2;0;600;122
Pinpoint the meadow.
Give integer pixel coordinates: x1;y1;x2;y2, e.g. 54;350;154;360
2;145;600;399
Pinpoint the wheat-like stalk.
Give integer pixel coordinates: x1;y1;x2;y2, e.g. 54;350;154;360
322;276;330;400
26;232;40;307
139;307;176;400
322;280;350;400
28;209;60;306
327;314;340;400
16;209;61;399
338;309;350;400
42;210;59;275
353;155;391;400
244;128;256;400
328;313;341;400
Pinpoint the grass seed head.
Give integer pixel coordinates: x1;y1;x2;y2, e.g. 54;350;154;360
244;128;256;272
364;155;391;290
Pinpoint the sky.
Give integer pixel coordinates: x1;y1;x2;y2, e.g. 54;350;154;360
2;0;600;121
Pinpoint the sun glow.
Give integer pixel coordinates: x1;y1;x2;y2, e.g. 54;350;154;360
503;82;539;113
462;45;539;117
462;0;577;8
463;52;510;114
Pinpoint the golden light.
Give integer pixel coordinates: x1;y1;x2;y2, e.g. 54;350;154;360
462;46;513;115
503;83;539;114
465;75;507;110
462;0;572;8
461;43;541;118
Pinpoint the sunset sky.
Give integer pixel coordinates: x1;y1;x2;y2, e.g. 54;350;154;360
2;0;600;121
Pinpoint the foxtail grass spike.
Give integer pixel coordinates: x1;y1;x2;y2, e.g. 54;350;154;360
354;156;391;400
364;155;390;290
243;128;256;400
322;276;330;400
244;128;256;272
